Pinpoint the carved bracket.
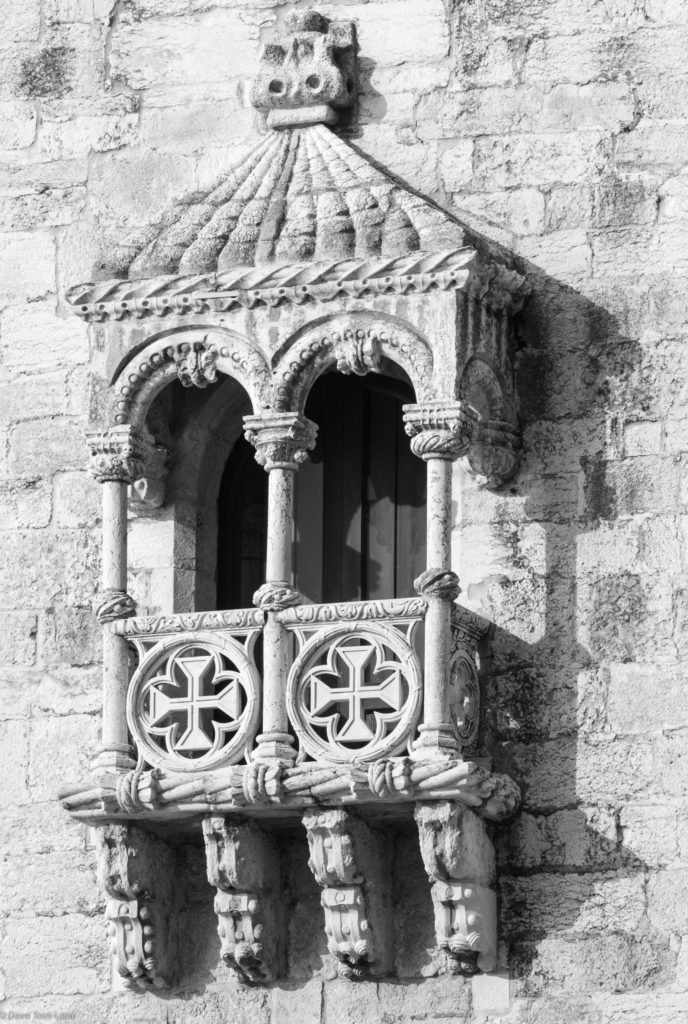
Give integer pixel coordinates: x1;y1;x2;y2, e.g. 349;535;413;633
88;425;146;484
244;412;318;470
303;808;392;979
414;802;497;975
202;816;284;983
97;824;177;989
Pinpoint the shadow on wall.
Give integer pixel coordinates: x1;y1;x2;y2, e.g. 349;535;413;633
474;263;671;997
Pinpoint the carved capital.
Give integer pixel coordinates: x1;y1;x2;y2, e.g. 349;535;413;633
203;817;283;983
303;809;392;978
95;588;137;623
251;11;356;129
97;824;176;989
174;338;218;388
403;402;477;462
244;412;318;471
414;802;497;975
88;426;146;484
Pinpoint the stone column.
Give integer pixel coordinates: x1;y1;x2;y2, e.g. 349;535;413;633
403;402;476;759
88;426;145;774
244;412;317;763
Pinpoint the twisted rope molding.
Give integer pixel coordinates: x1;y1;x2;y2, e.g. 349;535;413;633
59;758;520;824
65;249;527;322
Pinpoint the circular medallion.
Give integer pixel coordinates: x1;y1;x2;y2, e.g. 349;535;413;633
126;633;260;772
287;622;422;763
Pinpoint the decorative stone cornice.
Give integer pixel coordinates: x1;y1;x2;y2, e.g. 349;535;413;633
403;402;477;462
88;425;146;484
251;10;356;129
244;412;318;471
65;248;478;322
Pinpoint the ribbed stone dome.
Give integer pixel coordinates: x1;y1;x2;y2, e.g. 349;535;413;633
126;124;469;280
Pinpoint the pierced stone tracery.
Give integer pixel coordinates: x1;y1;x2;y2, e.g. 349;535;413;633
59;4;527;991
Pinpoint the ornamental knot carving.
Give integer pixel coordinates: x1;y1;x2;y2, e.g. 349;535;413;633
96;588;137;623
88;426;146;484
253;581;305;612
414;569;461;601
251;10;356;129
332;328;383;376
174;339;218;388
403;402;477;462
244;413;318;471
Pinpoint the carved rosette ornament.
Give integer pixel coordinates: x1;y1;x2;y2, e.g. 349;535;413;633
244;412;318;471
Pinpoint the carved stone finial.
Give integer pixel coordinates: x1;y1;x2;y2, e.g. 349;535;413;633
403;402;477;462
244;412;318;471
88;425;146;484
251;10;356;129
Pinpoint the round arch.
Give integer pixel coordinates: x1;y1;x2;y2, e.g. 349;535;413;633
271;311;436;412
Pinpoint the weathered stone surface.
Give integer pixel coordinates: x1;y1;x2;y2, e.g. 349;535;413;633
0;610;37;665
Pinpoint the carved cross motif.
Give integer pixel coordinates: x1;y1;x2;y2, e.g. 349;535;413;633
147;652;243;753
307;642;404;745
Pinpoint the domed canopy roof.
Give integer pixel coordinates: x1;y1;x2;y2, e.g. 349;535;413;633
126;125;470;280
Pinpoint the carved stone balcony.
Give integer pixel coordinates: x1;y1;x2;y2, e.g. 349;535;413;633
61;599;517;824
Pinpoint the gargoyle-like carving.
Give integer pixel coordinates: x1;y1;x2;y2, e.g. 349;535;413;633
244;412;318;470
97;824;176;989
463;419;520;488
414;802;497;975
403;402;477;462
303;808;392;978
202;816;283;983
174;339;218;388
130;442;168;513
88;425;146;484
251;10;356;129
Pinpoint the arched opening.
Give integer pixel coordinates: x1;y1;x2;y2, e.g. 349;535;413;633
216;370;426;608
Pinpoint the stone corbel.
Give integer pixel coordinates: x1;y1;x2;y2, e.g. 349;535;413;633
87;424;146;484
303;808;392;979
414;802;497;976
97;823;176;989
463;419;520;489
202;816;283;983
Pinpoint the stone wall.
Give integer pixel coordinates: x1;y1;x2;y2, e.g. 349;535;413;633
1;0;687;1022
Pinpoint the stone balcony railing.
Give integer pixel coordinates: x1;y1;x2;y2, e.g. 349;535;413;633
61;598;518;824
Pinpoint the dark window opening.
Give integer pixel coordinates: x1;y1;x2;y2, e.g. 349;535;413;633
216;371;426;609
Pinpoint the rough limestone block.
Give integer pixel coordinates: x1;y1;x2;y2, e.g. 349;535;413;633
607;663;688;734
0;610;37;665
473;133;611;189
0;232;55;301
28;713;99;799
0;849;99;916
1;914;109;997
8;418;85;479
0;719;30;805
0;301;87;371
501;872;646;937
620;804;679;867
53;471;101;528
0;99;37;147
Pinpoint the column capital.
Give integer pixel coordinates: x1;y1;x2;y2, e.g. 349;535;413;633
244;412;318;471
403;402;476;461
87;425;146;484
